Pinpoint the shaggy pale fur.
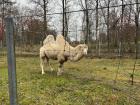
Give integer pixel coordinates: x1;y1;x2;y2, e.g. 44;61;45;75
43;35;55;45
40;35;88;75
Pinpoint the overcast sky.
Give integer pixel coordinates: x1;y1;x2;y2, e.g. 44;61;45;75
13;0;83;41
14;0;140;41
15;0;28;5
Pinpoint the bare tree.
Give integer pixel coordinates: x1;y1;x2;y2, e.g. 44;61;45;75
78;0;90;44
95;0;101;56
0;0;17;47
30;0;49;41
62;0;71;39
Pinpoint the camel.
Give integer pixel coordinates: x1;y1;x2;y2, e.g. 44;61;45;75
40;35;88;75
43;34;55;45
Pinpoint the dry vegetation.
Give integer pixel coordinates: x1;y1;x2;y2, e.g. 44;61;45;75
0;55;140;105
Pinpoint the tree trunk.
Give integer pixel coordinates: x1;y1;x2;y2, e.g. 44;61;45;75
62;0;65;36
107;0;110;52
132;0;139;85
85;0;89;44
96;0;100;57
43;0;47;38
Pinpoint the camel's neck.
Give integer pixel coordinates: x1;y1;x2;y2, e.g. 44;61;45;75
69;45;84;62
70;53;84;61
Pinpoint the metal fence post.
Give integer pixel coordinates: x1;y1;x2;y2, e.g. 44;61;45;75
5;17;18;105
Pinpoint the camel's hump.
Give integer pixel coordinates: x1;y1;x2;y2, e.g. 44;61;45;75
43;35;55;45
56;35;69;44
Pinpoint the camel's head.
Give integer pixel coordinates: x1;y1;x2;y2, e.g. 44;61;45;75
78;44;88;55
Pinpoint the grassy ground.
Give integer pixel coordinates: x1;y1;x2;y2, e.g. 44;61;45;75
0;55;140;105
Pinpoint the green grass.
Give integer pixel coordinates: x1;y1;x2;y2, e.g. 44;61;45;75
0;56;140;105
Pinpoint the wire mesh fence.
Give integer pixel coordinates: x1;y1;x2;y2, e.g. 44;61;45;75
0;0;140;104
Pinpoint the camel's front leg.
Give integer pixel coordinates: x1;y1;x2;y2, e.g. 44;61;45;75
57;62;64;76
40;57;45;75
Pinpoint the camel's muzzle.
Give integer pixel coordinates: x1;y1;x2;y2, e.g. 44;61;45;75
83;48;88;55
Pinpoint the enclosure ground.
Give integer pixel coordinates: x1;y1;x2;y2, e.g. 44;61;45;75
0;56;140;105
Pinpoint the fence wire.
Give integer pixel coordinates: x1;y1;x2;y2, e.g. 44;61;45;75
0;0;140;105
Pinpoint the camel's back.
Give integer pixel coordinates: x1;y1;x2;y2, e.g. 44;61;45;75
41;34;75;59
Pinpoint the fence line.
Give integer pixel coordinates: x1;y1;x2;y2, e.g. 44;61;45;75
11;2;140;18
